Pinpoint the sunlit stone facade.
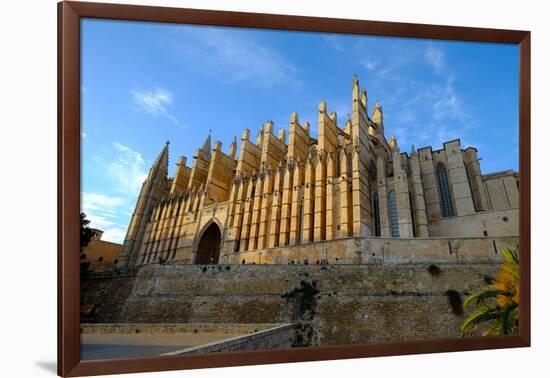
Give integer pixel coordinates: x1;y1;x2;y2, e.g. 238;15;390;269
116;75;518;268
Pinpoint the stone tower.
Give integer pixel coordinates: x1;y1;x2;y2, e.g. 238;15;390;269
116;142;170;268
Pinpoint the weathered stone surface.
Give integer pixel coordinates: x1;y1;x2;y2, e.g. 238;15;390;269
81;273;137;323
83;261;501;346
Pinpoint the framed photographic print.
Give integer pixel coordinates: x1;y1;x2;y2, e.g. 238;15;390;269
58;1;530;376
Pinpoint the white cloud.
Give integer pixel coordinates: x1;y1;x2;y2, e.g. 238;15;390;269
176;28;298;89
130;87;181;126
82;192;129;244
432;76;465;122
425;44;445;74
102;226;128;244
384;76;471;150
108;142;148;194
82;192;124;211
83;143;152;243
363;60;378;71
131;88;172;115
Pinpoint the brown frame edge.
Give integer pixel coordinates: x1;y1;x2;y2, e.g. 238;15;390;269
58;1;531;377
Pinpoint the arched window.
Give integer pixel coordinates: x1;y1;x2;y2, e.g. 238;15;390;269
372;192;381;236
388;190;399;237
436;163;455;217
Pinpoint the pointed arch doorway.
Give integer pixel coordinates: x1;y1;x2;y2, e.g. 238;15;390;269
194;222;222;264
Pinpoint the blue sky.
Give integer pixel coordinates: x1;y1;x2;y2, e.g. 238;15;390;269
81;19;519;243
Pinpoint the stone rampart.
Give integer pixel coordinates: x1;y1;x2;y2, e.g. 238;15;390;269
119;260;503;346
221;235;518;264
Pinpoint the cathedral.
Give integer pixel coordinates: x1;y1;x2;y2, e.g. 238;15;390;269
116;75;519;268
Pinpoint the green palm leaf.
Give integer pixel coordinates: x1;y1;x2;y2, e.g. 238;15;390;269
459;245;520;336
463;287;500;309
460;305;500;336
501;303;519;335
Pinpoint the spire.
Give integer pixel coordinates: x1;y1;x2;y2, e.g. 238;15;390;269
278;128;286;144
361;88;368;109
344;113;352;134
353;73;359;87
302;121;310;135
372;101;383;124
389;132;398;151
352;73;360;101
291;112;299;124
202;133;212;160
319;100;327;113
228;136;237;160
265;120;274;134
256;124;265;145
329;112;337;126
149;141;169;179
411;144;418;157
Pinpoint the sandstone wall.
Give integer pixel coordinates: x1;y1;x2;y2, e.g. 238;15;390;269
167;324;296;355
118;262;502;346
80;273;137;323
429;209;518;238
220;235;518;265
82;239;122;273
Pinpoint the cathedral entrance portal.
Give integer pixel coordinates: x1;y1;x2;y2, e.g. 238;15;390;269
194;223;222;264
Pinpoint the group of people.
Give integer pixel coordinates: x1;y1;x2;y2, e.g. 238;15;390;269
240;257;338;265
288;258;334;265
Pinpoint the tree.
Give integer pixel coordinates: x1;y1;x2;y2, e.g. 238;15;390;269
460;245;520;336
80;212;95;252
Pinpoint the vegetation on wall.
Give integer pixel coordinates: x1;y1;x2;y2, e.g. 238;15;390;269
282;280;320;321
461;246;520;336
282;280;320;347
80;212;95;252
80;212;96;276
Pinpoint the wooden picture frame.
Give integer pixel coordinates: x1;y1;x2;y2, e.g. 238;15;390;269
58;1;531;376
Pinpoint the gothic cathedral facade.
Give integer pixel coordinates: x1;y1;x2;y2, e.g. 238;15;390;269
116;75;518;268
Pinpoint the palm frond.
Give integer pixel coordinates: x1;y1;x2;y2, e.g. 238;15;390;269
501;246;520;267
460;305;501;336
463;287;501;309
501;302;520;335
460;245;520;336
484;321;504;336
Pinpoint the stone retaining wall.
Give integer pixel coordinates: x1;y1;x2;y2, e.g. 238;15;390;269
119;262;502;346
162;324;296;354
221;235;518;265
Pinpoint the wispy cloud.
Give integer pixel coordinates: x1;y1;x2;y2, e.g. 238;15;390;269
175;27;298;89
384;76;471;150
82;192;124;211
108;142;148;194
130;87;181;126
363;59;378;71
432;76;465;122
83;143;150;243
425;43;445;74
322;36;473;150
82;192;128;243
